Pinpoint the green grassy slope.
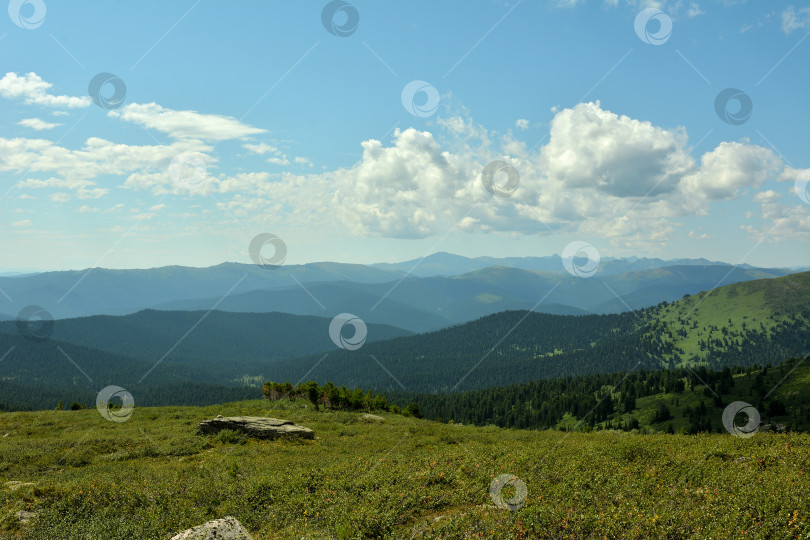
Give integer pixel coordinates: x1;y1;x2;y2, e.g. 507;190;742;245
0;401;808;539
643;270;810;367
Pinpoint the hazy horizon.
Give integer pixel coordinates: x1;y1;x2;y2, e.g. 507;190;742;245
2;249;809;275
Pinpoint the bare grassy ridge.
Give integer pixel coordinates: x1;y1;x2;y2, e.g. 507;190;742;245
0;399;808;539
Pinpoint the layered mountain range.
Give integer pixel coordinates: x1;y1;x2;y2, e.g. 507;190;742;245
0;254;806;410
0;253;800;331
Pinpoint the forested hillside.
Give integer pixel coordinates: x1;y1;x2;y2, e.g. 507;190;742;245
0;311;410;410
266;272;810;393
391;356;810;434
0;330;262;411
263;310;653;393
0;310;410;368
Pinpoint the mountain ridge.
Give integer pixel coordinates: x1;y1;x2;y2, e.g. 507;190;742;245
0;271;807;410
0;253;795;325
147;264;788;332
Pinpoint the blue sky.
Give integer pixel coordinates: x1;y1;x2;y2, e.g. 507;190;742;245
1;0;809;271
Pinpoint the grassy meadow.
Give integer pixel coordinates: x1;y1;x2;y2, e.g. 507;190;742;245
0;398;808;539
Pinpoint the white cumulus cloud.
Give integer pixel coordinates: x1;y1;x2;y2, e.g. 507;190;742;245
539;101;694;198
109;102;266;141
681;141;782;201
17;118;61;130
0;73;90;108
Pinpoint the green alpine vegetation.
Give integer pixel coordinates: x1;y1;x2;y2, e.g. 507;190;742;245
0;399;807;539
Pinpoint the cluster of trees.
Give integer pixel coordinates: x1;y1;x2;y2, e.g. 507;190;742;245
389;357;808;433
697;316;810;368
263;380;422;417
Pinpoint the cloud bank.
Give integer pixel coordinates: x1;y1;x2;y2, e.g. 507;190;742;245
2;72;807;248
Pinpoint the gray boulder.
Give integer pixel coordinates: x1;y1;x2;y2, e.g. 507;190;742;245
16;510;37;526
197;416;314;440
169;516;253;539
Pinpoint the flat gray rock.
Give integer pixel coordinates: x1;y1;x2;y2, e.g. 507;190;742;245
169;516;253;539
4;481;36;491
197;416;314;440
16;510;36;526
